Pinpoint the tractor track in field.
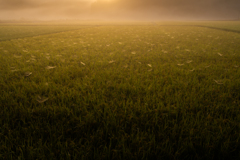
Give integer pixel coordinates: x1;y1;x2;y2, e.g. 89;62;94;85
151;22;240;34
195;25;240;34
0;26;101;42
0;24;240;42
151;23;240;34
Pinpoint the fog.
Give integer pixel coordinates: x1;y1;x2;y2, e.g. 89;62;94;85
0;0;94;21
0;0;239;21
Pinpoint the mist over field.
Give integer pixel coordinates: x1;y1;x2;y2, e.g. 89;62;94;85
0;0;239;21
0;0;94;21
1;0;240;159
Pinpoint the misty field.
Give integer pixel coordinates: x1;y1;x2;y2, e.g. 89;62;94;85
1;21;240;160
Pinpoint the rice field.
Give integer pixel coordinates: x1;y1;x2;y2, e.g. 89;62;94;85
1;21;240;160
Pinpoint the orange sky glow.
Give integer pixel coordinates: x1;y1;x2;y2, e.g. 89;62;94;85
0;0;239;21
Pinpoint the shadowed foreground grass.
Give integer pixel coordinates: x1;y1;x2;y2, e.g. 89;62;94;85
1;21;240;160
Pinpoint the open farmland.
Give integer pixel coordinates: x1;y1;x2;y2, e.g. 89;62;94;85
1;21;240;160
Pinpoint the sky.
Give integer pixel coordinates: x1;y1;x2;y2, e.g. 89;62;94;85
0;0;239;21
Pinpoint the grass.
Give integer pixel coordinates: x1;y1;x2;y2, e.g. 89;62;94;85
0;25;95;41
1;21;240;160
155;21;240;31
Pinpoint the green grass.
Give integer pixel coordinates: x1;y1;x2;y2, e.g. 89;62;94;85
197;21;240;32
1;21;240;160
0;25;95;41
155;20;240;29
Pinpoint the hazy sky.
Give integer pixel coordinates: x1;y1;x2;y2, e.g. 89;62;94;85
0;0;239;20
0;0;94;20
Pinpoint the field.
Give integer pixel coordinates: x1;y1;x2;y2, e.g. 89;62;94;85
1;21;240;160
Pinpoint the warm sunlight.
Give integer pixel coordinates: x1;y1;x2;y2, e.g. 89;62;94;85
1;0;240;159
0;0;239;21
